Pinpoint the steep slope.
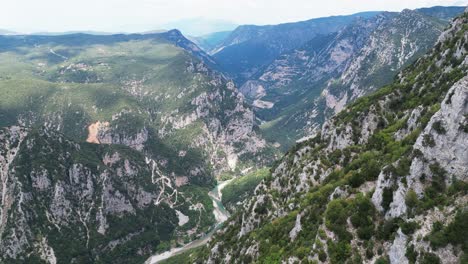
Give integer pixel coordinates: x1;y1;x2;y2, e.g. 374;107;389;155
196;9;468;264
417;6;466;21
245;8;455;149
0;30;277;263
0;126;180;263
0;30;274;177
212;12;381;84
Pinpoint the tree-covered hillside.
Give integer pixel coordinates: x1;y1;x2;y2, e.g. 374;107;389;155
190;9;468;264
0;30;276;263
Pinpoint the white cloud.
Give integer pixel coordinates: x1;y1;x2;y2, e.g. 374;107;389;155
0;0;466;33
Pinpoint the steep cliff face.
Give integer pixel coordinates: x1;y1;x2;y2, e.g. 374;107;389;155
242;9;454;149
200;10;468;264
0;30;276;263
212;12;381;84
0;126;180;263
318;9;447;118
0;31;274;181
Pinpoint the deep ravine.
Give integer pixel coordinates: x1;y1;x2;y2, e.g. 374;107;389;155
145;179;233;264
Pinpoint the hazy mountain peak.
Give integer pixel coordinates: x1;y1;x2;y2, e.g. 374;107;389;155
160;18;238;37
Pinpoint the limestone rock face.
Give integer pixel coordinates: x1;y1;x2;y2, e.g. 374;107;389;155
389;229;409;264
412;76;468;182
240;9;450;148
0;127;178;262
202;10;468;264
0;29;275;189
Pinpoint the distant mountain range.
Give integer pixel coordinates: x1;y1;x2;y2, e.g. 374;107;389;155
0;29;17;35
160;18;238;37
0;5;466;264
189;31;233;53
209;6;466;149
211;11;382;84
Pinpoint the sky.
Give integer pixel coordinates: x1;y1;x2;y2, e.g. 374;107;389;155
1;0;467;35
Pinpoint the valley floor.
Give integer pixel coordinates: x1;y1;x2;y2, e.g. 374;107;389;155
146;179;233;264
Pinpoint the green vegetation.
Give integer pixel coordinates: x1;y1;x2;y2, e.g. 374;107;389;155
427;211;467;251
0;32;271;263
350;194;376;240
420;252;441;264
432;120;446;134
221;168;270;211
176;185;215;236
4;128;179;264
197;10;468;264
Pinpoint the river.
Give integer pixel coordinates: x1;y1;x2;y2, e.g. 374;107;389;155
145;179;233;264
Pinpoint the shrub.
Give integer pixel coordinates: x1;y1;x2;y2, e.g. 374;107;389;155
406;244;418;264
428;211;467;250
327;240;351;264
405;189;419;209
382;187;394;211
422;134;436;147
325;199;352;241
431;121;446;134
459;120;468;133
377;218;400;241
350;194;376;240
400;221;420;235
349;172;366;188
420;252;441;264
365;241;374;259
318;249;327;262
429;163;446;192
375;256;390;264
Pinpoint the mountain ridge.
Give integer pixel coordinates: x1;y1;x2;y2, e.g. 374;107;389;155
192;9;468;264
240;7;459;149
0;26;276;262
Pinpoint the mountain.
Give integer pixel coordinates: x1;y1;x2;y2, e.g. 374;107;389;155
1;5;466;264
193;9;468;263
0;29;17;35
0;126;179;263
27;31;124;36
0;30;276;262
241;8;460;149
190;31;233;52
416;6;467;21
161;18;238;37
212;12;381;84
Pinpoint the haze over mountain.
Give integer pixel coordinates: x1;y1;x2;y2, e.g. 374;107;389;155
161;18;238;37
2;0;466;32
0;2;467;264
0;29;17;35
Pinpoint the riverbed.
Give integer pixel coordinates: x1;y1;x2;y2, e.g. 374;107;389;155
145;179;233;264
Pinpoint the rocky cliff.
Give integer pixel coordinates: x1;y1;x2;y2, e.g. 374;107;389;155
212;12;381;84
0;126;179;263
240;8;458;149
0;30;274;179
199;9;468;264
0;30;275;263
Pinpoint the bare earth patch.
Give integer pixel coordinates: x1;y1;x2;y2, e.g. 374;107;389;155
86;121;109;144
